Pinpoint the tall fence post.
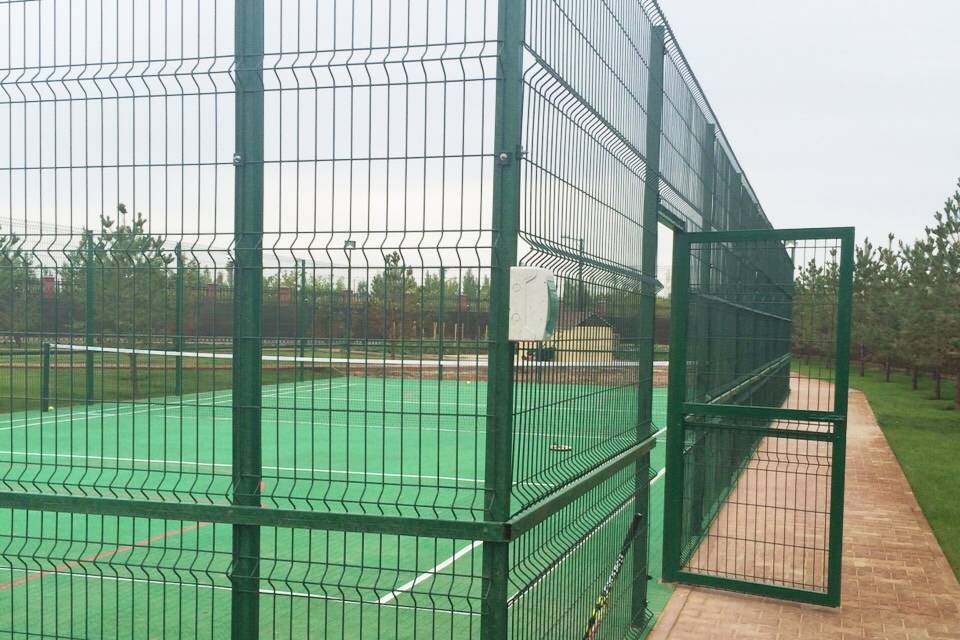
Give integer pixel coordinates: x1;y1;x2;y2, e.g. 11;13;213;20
175;241;184;395
482;0;526;638
231;1;264;638
687;125;717;530
633;23;666;626
698;125;716;398
662;231;691;582
827;228;855;605
84;229;95;404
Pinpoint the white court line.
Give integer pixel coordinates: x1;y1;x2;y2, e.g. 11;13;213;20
0;450;485;485
0;375;343;428
377;540;483;605
651;466;666;483
376;456;670;608
0;567;479;617
4;408;617;442
1;380;354;431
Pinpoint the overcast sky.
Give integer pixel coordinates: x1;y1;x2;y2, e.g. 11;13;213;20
661;0;960;246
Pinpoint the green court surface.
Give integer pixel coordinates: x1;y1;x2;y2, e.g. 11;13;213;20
0;374;669;638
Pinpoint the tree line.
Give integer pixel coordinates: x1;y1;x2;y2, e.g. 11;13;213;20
794;179;960;409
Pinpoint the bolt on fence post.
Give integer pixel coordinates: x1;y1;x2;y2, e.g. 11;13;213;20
231;1;265;638
84;229;94;404
632;23;665;627
483;0;526;638
175;241;184;395
40;342;50;412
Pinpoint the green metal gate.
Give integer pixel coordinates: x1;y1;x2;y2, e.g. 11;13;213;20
663;227;855;606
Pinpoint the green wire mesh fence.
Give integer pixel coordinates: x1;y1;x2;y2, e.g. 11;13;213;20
1;0;797;637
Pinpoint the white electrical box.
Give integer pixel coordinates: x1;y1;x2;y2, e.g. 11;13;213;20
508;267;559;342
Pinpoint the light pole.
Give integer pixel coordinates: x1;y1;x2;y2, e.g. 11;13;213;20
562;234;585;311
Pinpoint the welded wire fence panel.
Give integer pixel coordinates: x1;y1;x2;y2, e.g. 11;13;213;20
508;468;648;639
0;510;485;640
678;418;833;590
0;0;804;636
514;0;654;509
664;229;854;606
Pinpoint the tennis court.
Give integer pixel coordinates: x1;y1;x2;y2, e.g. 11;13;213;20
1;354;669;638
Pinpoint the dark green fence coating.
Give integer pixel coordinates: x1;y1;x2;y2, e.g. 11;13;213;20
0;1;849;637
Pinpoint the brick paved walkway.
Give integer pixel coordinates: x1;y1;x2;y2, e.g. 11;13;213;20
649;388;960;639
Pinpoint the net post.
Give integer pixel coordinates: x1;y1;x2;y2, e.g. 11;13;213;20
231;2;264;638
84;229;94;404
632;22;666;626
175;241;184;395
297;259;306;381
482;1;526;638
40;342;50;412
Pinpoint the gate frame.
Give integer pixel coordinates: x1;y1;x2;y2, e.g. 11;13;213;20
662;226;855;607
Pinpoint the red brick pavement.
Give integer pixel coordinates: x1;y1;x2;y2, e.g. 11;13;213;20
649;388;960;639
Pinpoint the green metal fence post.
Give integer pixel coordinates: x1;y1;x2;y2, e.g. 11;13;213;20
483;1;526;637
632;23;665;625
827;227;855;605
297;259;306;381
689;124;716;548
663;231;691;582
175;242;184;395
84;229;94;404
231;1;265;638
40;342;50;412
697;125;716;399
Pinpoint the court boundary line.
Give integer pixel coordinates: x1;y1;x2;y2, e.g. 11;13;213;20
377;540;483;605
0;449;486;485
0;567;480;618
1;378;355;430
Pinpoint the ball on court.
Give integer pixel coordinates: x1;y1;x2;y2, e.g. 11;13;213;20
48;406;55;411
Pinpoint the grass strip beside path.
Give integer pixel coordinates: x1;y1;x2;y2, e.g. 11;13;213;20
796;361;960;580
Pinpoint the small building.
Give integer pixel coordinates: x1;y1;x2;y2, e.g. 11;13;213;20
543;311;620;362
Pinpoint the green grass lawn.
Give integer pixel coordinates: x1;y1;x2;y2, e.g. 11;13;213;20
797;361;960;579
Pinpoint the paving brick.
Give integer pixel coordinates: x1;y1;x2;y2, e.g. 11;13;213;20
648;384;960;639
